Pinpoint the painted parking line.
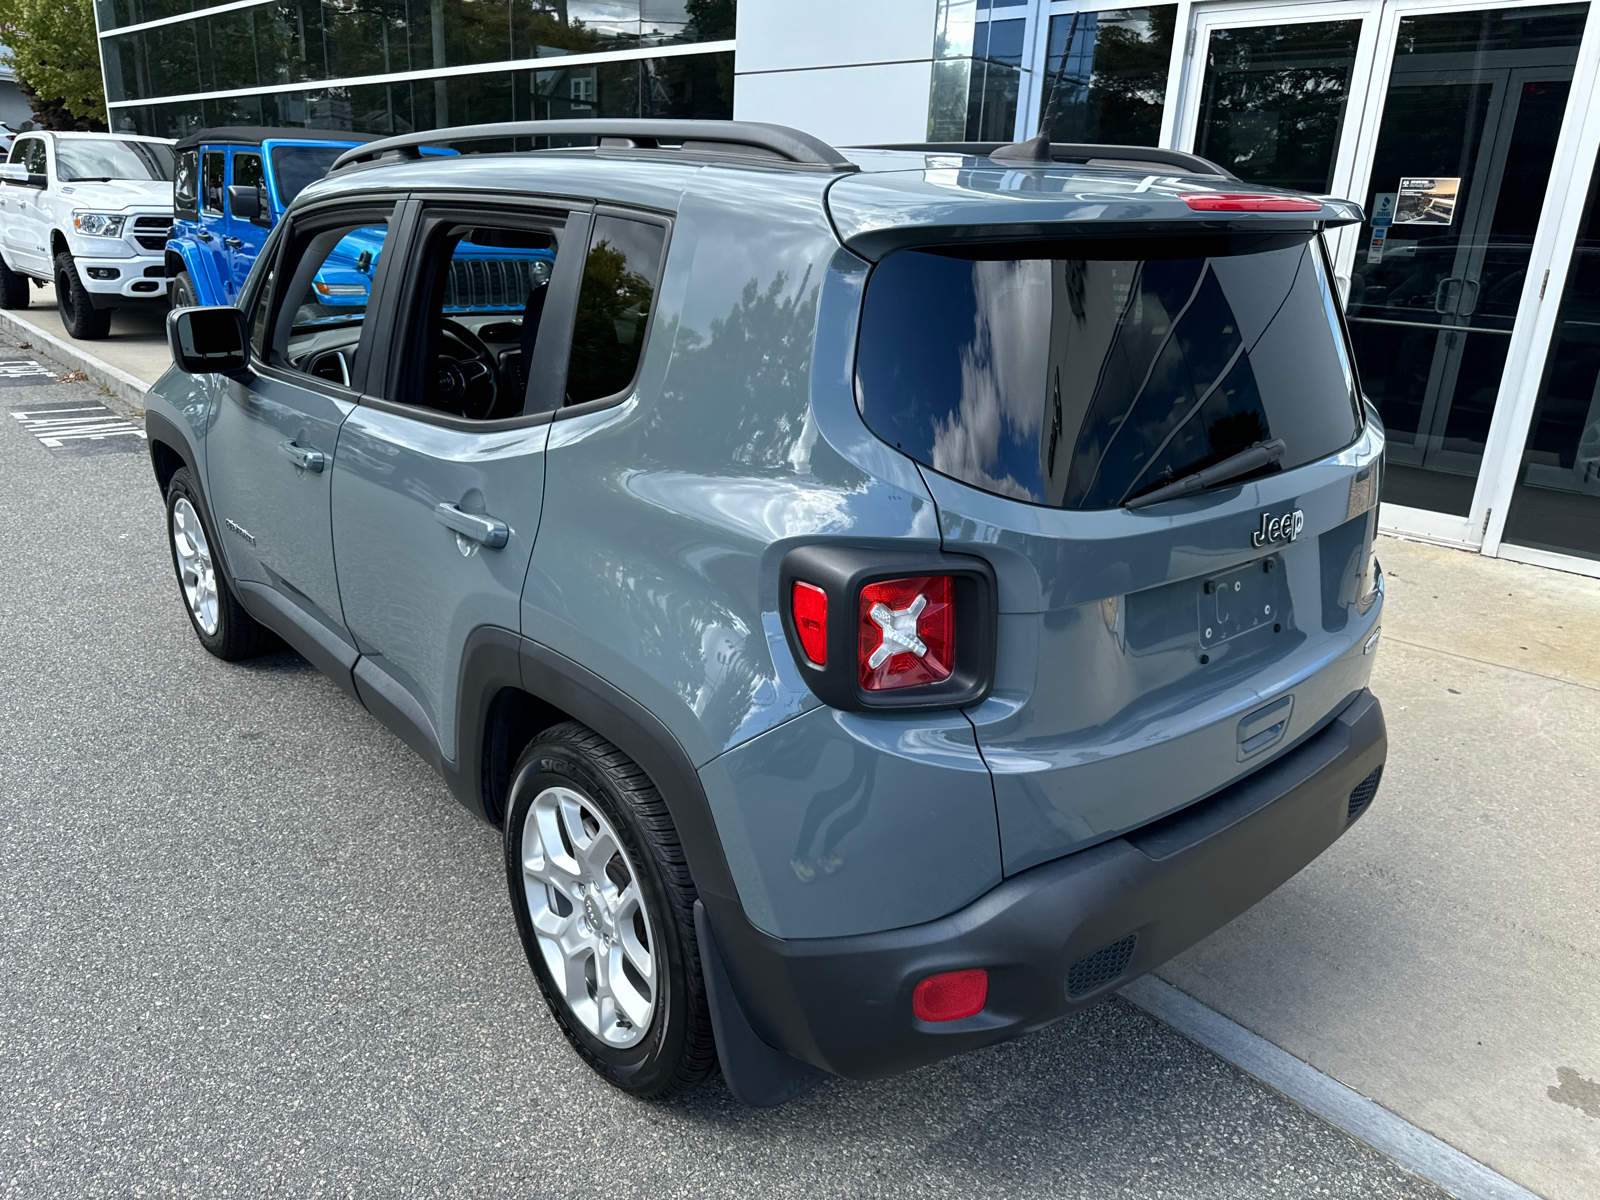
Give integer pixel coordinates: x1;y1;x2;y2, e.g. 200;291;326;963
10;398;146;456
0;357;61;386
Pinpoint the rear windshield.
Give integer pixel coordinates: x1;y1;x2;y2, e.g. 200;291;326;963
269;144;345;207
855;238;1362;509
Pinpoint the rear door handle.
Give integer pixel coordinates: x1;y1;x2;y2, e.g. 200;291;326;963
223;236;242;248
435;502;508;549
277;440;325;472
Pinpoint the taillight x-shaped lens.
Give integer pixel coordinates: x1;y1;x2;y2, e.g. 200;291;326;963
858;575;953;691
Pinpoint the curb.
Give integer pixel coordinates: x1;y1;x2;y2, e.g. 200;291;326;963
0;306;155;415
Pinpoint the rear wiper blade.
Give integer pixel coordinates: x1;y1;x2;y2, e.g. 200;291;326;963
1123;438;1287;511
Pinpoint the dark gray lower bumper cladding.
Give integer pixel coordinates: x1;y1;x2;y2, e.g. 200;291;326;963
700;689;1386;1094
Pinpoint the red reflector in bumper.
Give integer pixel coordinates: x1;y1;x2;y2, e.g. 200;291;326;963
1182;192;1323;212
913;968;988;1022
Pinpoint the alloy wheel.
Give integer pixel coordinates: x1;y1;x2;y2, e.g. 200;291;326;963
171;497;219;635
520;785;657;1048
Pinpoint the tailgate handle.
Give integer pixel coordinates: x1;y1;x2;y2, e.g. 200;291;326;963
1238;696;1293;760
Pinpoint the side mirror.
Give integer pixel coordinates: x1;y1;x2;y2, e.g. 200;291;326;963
0;163;24;184
167;305;250;376
226;183;260;221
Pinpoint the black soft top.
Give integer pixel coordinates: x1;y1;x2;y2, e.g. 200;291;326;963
172;127;379;152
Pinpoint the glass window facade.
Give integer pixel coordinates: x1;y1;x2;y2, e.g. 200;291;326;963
1193;20;1360;193
1040;7;1175;147
101;0;735;136
112;52;734;138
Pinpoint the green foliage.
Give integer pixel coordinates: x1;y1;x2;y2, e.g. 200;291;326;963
0;0;108;129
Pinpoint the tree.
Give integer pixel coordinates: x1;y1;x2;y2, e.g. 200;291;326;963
0;0;108;130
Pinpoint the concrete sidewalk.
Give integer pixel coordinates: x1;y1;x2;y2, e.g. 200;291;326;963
1161;535;1600;1200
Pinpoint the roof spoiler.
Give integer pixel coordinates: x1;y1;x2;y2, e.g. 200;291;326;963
330;119;860;175
855;140;1238;179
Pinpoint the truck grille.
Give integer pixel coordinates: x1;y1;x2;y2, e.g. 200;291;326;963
133;215;170;252
443;258;547;311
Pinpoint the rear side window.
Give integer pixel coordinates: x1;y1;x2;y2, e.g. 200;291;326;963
564;215;666;405
174;149;198;218
202;151;225;214
855;238;1362;509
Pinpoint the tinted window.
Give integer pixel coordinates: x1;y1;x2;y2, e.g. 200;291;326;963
269;144;344;207
269;217;391;387
11;138;46;175
233;151;264;192
202;151;224;214
855;239;1362;509
55;138;172;182
174;148;198;216
565;216;666;405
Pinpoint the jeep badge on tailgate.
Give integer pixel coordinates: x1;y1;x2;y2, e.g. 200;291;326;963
1253;509;1306;547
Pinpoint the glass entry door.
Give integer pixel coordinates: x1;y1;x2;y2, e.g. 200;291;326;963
1180;0;1591;547
1345;6;1585;533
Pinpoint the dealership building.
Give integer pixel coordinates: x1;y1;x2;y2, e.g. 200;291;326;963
94;0;1600;575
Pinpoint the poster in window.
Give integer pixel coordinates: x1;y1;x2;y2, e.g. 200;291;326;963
1394;177;1459;226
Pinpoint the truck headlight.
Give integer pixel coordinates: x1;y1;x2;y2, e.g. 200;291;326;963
73;212;127;238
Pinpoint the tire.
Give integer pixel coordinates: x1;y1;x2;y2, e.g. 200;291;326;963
54;251;112;340
0;256;29;309
504;722;717;1099
164;467;278;661
171;269;199;309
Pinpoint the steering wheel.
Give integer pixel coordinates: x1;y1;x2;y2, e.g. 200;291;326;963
436;318;500;419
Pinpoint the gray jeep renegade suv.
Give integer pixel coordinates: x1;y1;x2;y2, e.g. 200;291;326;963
148;119;1386;1106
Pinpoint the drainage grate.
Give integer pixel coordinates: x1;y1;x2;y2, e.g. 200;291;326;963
1066;933;1138;998
1347;765;1383;826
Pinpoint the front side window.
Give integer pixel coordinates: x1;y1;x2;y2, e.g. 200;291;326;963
233;151;264;194
55;138;172;182
565;215;667;405
268;212;393;388
11;138;47;175
855;237;1362;509
202;151;224;214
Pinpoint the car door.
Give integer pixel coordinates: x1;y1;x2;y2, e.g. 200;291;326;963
330;197;586;767
225;149;268;302
204;198;403;682
2;136;49;274
197;149;230;292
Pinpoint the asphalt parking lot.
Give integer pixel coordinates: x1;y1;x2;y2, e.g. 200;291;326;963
0;340;1458;1197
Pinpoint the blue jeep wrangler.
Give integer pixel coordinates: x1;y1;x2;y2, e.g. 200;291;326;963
168;128;554;326
166;128;377;309
149;120;1387;1106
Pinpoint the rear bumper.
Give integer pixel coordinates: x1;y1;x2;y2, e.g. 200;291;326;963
704;688;1385;1082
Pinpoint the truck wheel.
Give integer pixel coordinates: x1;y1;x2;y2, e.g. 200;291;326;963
54;251;112;340
0;257;29;309
164;467;278;661
171;270;198;309
504;722;717;1099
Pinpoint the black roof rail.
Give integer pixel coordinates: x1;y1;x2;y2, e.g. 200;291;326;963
856;141;1238;180
330;119;859;175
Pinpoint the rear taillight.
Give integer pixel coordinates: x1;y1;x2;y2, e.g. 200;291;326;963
913;969;988;1022
1182;192;1323;212
791;581;828;665
858;575;953;691
778;546;996;711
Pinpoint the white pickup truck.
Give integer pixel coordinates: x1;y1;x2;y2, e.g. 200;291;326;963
0;130;175;339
